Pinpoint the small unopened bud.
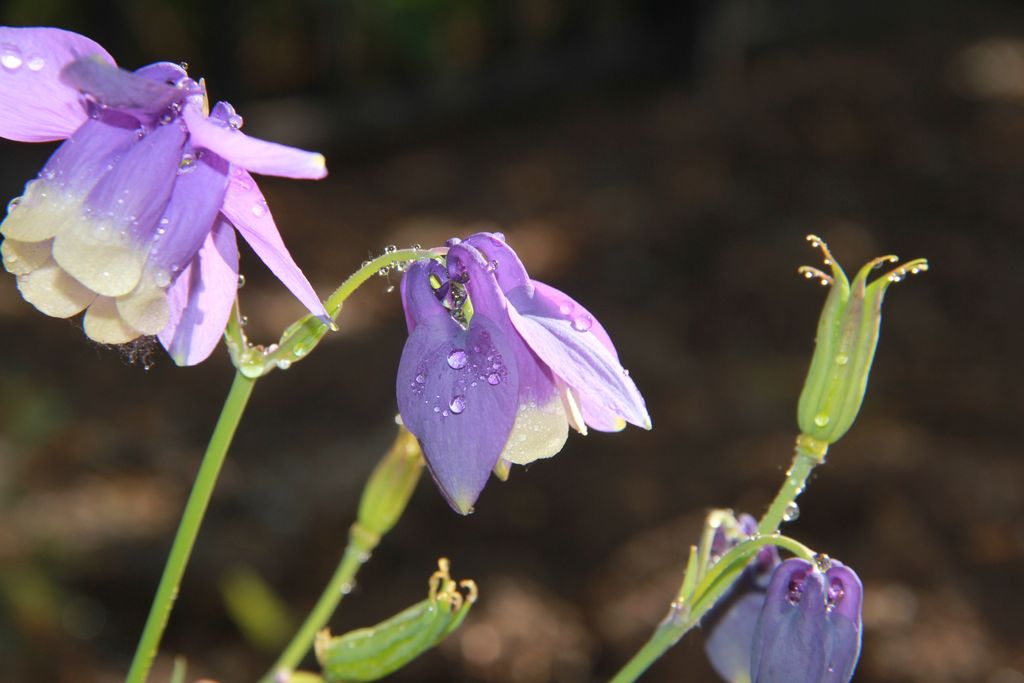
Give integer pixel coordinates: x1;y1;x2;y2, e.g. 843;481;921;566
796;235;927;444
357;426;424;539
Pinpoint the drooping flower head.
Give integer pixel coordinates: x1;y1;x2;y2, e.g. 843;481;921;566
396;232;650;514
706;552;864;683
750;558;863;683
0;27;328;365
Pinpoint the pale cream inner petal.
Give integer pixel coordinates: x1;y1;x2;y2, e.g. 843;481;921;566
2;238;54;275
83;296;144;344
53;223;145;297
116;277;170;335
1;180;79;242
500;396;570;466
16;261;96;318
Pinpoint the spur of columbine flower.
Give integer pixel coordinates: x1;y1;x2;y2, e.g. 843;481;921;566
396;232;650;513
0;26;328;365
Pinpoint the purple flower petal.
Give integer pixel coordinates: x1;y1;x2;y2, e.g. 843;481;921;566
1;109;140;243
396;261;519;513
507;301;651;430
0;27;114;141
454;243;569;465
148;146;230;277
159;218;239;366
61;55;181;113
705;590;768;683
751;560;829;683
530;280;617;357
822;565;863;683
52;120;186;296
183;102;327;180
220;168;327;318
463;232;532;294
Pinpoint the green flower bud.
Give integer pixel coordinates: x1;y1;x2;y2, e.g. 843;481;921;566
357;425;424;539
315;559;477;682
796;235;927;444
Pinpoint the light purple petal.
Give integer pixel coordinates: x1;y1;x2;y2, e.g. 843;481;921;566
396;259;519;513
40;108;142;193
158;218;239;366
529;280;617;357
183;103;327;180
61;55;181;112
220;169;327;318
507;304;651;429
52;121;186;296
149;147;230;275
77;120;185;249
0;27;114;141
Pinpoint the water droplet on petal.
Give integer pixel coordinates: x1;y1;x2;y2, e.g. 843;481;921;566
487;372;501;385
445;237;462;247
6;196;22;214
276;359;292;370
251;201;268;217
237;274;246;289
782;502;800;522
178;61;189;71
572;314;593;332
835;353;849;365
1;45;23;71
26;56;44;71
447;349;468;369
813;413;830;427
153;269;172;288
449;395;466;414
227;114;244;130
415;373;426;384
559;302;572;315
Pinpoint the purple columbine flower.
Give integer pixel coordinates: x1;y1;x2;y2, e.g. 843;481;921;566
396;232;650;513
0;26;328;364
749;558;863;683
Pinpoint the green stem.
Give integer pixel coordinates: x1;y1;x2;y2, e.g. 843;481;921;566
324;248;437;318
125;372;257;683
608;433;829;683
260;524;379;682
757;434;828;535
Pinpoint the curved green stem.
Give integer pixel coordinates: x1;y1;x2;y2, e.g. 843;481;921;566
125;371;257;683
324;248;438;318
608;433;829;683
260;524;379;683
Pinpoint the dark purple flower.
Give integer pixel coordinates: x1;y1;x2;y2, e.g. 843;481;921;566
750;558;863;683
396;232;650;513
0;27;328;364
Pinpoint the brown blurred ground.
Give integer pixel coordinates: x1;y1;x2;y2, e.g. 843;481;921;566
1;2;1023;682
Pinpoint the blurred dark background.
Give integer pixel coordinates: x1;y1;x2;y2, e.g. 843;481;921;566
1;0;1023;681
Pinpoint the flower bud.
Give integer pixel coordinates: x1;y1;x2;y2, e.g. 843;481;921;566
796;235;927;444
357;425;424;539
